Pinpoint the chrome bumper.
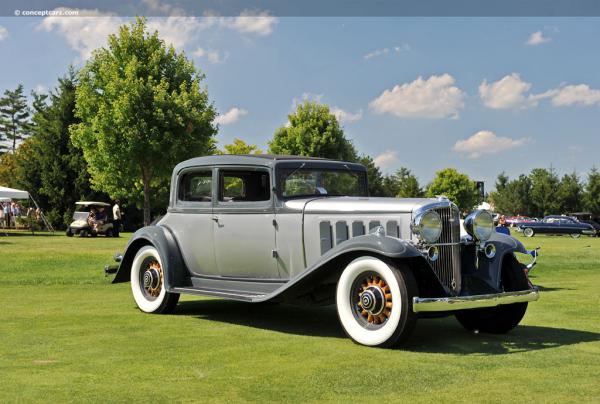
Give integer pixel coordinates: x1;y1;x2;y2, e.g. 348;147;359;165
412;289;539;313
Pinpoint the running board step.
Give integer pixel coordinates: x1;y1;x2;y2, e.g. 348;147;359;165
171;287;266;302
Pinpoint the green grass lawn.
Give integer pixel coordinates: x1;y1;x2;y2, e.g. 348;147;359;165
1;231;599;402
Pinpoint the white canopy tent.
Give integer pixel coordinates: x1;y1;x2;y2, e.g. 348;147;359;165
0;186;54;234
0;186;29;200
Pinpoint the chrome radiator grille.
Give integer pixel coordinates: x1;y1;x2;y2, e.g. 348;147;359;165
431;206;462;294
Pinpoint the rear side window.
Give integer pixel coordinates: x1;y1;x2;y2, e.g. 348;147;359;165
178;171;212;202
219;170;270;202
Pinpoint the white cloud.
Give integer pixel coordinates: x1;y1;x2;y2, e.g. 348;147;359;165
221;10;278;36
33;84;48;94
369;74;465;119
453;130;530;159
480;74;600;109
330;107;363;123
193;47;228;64
0;26;8;41
479;73;541;109
38;8;122;60
215;107;248;125
545;84;600;107
146;17;207;49
374;150;399;171
364;44;409;59
526;30;551;46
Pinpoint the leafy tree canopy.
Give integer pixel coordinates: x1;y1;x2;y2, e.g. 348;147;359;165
426;168;478;212
220;138;262;155
71;17;217;225
268;101;357;161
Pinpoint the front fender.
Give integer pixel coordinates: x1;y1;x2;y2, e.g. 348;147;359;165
461;232;530;293
112;225;188;290
263;233;425;302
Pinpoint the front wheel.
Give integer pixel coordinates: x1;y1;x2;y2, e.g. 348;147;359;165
455;256;529;334
131;246;180;314
570;233;581;239
523;227;534;237
336;257;417;348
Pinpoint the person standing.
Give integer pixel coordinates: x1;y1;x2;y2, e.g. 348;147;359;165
112;200;122;236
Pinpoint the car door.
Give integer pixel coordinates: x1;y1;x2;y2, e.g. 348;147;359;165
164;167;219;276
212;166;280;279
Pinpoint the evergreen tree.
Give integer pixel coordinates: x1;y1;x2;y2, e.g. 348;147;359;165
556;172;583;214
0;84;30;152
356;155;385;196
584;167;600;216
529;167;560;217
28;70;106;227
384;167;424;198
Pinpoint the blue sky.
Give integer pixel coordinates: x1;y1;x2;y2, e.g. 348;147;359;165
0;12;599;189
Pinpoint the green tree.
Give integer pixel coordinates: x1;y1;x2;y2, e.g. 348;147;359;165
0;84;30;153
71;18;217;225
556;172;583;214
356;155;384;196
529;167;560;217
489;173;533;216
426;168;479;212
383;167;424;198
220;138;262;155
268;101;357;161
584;167;600;216
27;70;107;227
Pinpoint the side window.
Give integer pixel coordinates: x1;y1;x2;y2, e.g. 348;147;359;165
178;170;212;202
219;170;270;202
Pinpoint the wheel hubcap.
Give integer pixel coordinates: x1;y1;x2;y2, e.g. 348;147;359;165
142;261;162;297
357;275;393;325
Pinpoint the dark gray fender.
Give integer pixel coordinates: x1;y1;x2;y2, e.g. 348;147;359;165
462;231;530;293
258;232;432;302
112;225;189;290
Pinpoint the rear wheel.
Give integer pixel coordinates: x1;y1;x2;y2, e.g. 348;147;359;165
523;227;534;237
130;246;179;314
336;256;417;348
66;229;73;237
455;256;529;334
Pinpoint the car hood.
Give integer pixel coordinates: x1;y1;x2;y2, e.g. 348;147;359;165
284;196;445;214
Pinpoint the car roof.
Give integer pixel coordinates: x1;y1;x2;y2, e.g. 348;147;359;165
173;154;367;172
76;201;111;207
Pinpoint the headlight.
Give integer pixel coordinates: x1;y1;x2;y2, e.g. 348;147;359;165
464;210;494;241
412;210;442;244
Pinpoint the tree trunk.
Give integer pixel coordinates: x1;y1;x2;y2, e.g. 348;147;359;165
141;167;152;226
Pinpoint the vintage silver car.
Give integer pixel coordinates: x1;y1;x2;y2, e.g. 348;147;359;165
111;155;539;348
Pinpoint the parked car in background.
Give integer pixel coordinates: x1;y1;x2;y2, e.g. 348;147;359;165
109;155;539;348
506;216;537;227
568;212;600;237
518;215;595;238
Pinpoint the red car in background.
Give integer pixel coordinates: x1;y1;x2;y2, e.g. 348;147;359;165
505;216;537;227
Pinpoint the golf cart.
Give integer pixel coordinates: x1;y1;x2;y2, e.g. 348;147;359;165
66;201;118;238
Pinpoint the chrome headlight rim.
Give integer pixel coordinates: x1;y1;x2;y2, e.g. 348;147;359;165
412;210;443;244
464;210;494;242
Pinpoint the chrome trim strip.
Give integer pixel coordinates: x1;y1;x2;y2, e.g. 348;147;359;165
412;289;539;313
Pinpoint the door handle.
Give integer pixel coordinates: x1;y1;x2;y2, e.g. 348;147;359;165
212;216;219;223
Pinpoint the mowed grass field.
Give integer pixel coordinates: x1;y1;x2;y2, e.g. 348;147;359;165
1;231;599;403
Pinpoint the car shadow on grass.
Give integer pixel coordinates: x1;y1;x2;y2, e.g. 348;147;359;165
176;300;600;353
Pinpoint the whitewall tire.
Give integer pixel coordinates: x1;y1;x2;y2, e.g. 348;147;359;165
336;256;417;348
523;228;534;238
130;246;179;314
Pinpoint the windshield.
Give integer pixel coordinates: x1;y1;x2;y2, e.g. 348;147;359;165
73;211;89;221
277;167;368;198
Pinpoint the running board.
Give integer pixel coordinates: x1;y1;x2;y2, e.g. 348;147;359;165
171;287;266;302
